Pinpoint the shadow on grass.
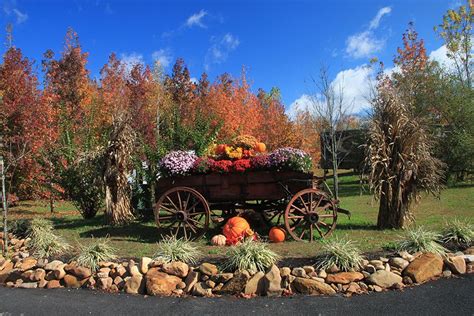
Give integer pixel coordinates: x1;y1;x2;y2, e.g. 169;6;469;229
334;222;380;231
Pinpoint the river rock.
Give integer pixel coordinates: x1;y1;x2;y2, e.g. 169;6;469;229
292;267;308;278
44;260;63;271
124;275;145;294
162;261;189;278
216;271;250;295
192;282;213;297
17;282;38;289
65;264;92;279
18;258;37;271
292;277;336;295
63;274;82;288
32;269;46;282
146;268;182;296
445;256;466;274
366;270;403;288
199;263;218;276
139;257;152;274
390;257;409;270
325;272;364;284
244;271;265;295
403;253;443;283
280;267;291;277
262;265;282;297
184;270;199;293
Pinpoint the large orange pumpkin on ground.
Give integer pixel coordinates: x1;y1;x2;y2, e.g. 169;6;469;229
223;216;251;245
269;227;286;243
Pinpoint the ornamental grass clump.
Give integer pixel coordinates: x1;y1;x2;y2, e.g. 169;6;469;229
395;226;446;255
315;237;364;272
26;218;70;258
153;236;201;264
159;150;197;177
75;237;117;271
441;219;473;249
222;239;280;272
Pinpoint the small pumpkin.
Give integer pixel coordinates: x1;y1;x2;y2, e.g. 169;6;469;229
269;227;286;243
223;216;251;245
215;144;227;155
254;142;266;153
211;234;227;246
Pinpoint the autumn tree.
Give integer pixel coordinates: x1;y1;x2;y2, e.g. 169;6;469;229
0;43;43;198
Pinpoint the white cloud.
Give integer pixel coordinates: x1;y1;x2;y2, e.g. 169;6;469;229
2;0;28;24
151;49;172;68
288;65;374;118
345;7;391;59
346;31;385;59
369;7;391;30
286;94;313;119
204;33;240;70
120;52;144;73
186;10;207;28
429;45;455;70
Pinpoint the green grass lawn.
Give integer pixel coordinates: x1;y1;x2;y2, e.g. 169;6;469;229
6;171;474;260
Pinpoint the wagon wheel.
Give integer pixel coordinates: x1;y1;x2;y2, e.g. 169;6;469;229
259;200;285;226
154;187;210;240
284;188;337;242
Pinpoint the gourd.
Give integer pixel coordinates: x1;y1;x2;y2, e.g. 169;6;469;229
211;234;227;246
269;226;286;243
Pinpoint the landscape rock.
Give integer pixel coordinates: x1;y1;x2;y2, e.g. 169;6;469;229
390;257;409;270
366;270;403;288
184;270;199;293
63;274;82;288
124;275;145;294
65;265;92;279
192;282;213;297
463;255;474;263
445;256;466;274
139;257;152;274
32;268;46;282
17;282;38;289
280;267;291;277
146;268;182;296
18;257;37;271
442;270;452;278
199;263;218;276
398;251;414;262
325;272;364;284
244;271;265;295
303;266;315;274
403;253;443;283
318;270;327;279
292;277;336;295
262;265;282;297
53;265;66;280
44;260;63;271
97;277;113;290
216;273;233;283
291;267;308;278
162;261;189;278
217;271;250;295
364;265;376;274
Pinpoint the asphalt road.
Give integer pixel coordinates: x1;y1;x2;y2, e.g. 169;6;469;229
0;274;473;316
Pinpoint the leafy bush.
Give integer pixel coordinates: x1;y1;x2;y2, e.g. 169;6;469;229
26;218;70;258
60;154;104;219
7;219;30;238
222;239;279;272
75;237;117;271
153;236;201;264
315;237;365;271
395;226;446;255
441;219;473;248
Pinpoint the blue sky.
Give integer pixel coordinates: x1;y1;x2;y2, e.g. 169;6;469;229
0;0;461;114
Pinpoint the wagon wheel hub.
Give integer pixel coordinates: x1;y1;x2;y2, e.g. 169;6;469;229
306;212;319;224
176;211;188;222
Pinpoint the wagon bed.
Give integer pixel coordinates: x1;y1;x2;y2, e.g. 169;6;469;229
154;170;341;242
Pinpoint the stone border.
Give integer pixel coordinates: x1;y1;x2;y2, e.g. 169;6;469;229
1;234;473;297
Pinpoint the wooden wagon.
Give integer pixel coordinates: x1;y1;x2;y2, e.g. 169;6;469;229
154;170;349;242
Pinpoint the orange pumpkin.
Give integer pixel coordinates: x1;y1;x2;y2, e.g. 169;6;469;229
269;227;286;243
216;144;227;155
254;142;266;153
223;216;251;245
211;234;227;246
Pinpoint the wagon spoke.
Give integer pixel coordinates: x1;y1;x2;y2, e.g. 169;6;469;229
176;191;183;211
158;215;174;221
298;195;309;213
186;201;201;214
165;196;180;212
318;221;331;228
291;205;307;214
183;224;188;240
187;221;198;234
288;215;304;220
159;204;177;214
314;223;324;237
319;214;334;219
